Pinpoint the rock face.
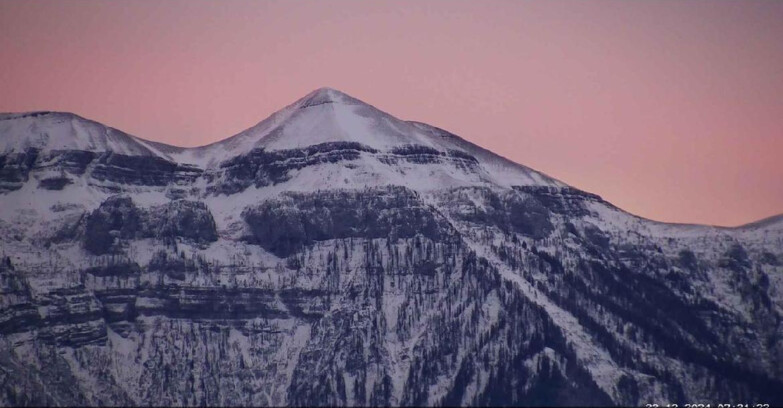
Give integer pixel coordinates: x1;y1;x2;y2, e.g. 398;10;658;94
0;88;782;406
242;187;457;257
81;197;217;255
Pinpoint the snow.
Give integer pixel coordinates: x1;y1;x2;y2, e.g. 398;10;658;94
0;88;568;193
228;328;253;367
200;87;565;189
0;87;571;253
457;229;624;400
0;112;170;159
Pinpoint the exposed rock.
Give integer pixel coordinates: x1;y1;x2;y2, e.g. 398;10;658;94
83;196;218;254
242;186;458;257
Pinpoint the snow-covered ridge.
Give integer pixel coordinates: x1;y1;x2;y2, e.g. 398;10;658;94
166;86;557;172
0;111;173;159
2;87;779;228
1;87;564;188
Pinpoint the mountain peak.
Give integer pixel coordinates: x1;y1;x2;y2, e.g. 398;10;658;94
309;86;344;97
203;85;450;156
296;87;361;108
169;87;564;189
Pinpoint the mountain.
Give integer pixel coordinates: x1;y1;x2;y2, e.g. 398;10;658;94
0;88;781;407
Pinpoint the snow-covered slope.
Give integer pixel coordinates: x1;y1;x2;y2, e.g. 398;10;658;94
1;88;781;407
163;87;563;189
0;112;172;159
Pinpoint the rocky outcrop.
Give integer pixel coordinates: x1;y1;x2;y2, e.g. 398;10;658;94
380;144;479;170
148;200;219;244
438;187;554;239
90;152;202;187
83;196;218;255
209;142;379;194
1;148;202;195
0;261;40;336
0;149;38;193
242;186;459;257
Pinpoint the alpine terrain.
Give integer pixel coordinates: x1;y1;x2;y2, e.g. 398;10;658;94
1;88;781;406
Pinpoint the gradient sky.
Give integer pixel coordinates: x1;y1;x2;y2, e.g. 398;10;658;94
1;1;782;227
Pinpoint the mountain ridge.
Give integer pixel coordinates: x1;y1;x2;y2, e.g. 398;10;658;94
1;87;779;228
1;87;437;154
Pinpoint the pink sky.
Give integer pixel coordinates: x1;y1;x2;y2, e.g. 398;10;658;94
1;1;781;226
